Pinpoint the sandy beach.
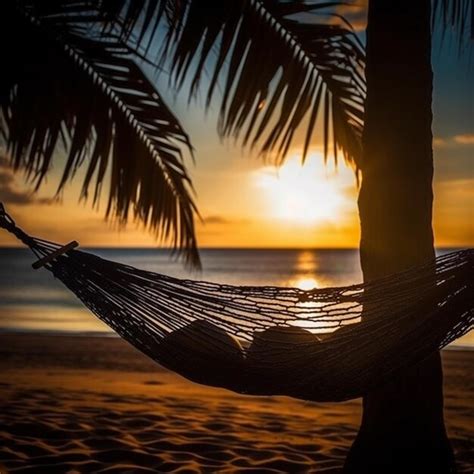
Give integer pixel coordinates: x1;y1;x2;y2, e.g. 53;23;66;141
0;334;472;473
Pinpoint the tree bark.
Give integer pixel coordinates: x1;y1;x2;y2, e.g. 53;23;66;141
343;1;456;472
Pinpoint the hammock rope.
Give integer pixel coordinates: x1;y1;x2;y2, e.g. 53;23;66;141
1;204;472;402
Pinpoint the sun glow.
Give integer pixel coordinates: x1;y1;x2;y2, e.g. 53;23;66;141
293;277;319;290
254;153;351;226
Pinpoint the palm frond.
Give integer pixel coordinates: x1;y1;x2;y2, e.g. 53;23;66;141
162;0;365;167
0;2;200;267
41;0;171;52
432;0;473;49
74;0;365;166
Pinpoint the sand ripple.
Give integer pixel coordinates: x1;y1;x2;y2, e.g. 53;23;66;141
0;335;471;473
0;383;357;473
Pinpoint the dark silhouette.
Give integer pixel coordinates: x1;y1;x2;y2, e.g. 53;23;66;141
345;2;470;471
1;205;473;407
247;326;320;367
0;1;471;471
158;320;245;390
0;1;200;267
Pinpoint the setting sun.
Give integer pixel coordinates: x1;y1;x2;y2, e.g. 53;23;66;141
0;1;473;472
293;277;319;290
254;154;352;226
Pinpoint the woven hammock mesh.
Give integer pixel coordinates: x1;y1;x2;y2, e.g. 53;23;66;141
2;209;473;402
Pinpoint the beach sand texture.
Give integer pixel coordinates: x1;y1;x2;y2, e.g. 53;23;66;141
0;334;472;473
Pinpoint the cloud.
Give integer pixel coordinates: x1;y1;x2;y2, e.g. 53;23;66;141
433;137;448;147
335;0;368;31
0;169;14;186
201;215;251;227
203;215;229;225
0;186;34;205
454;134;474;145
0;157;51;206
301;1;367;32
433;134;474;149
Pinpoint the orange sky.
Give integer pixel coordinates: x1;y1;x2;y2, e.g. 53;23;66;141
0;138;472;250
0;27;472;251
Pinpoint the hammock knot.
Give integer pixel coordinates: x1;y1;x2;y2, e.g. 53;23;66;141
0;202;17;229
0;202;36;248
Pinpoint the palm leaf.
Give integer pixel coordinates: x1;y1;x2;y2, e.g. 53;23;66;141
161;0;365;167
0;2;200;267
432;0;473;48
71;0;365;167
34;0;172;52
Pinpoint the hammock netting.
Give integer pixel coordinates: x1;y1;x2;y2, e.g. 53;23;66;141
1;206;472;402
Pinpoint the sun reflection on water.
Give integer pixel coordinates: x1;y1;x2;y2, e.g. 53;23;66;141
288;250;321;290
287;250;359;336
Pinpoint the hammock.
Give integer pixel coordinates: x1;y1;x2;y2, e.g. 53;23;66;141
1;204;472;402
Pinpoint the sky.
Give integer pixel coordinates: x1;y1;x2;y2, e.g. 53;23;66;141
0;3;472;250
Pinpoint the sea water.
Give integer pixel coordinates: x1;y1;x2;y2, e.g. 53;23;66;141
0;247;471;347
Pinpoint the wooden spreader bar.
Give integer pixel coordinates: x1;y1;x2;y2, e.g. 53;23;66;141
32;241;79;270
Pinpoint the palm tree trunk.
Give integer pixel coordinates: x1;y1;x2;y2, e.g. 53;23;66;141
344;1;455;472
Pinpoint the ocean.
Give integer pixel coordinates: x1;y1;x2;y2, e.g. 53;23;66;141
0;247;471;347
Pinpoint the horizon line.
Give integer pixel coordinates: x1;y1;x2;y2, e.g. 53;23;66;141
0;245;470;251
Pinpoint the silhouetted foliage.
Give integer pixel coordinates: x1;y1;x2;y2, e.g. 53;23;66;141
0;0;470;268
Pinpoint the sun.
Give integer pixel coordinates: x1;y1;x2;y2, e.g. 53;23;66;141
254;153;349;226
293;277;319;290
